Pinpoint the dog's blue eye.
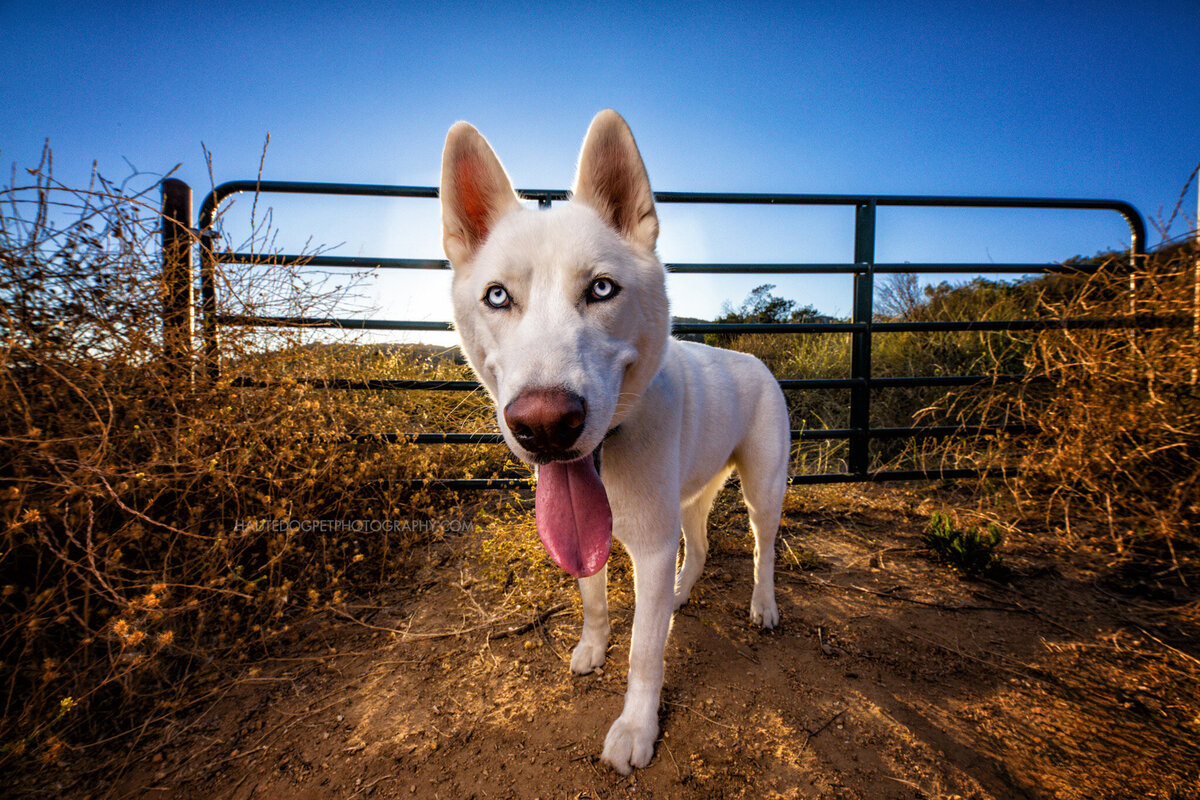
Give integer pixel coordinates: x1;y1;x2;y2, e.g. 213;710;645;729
484;284;511;309
587;277;619;303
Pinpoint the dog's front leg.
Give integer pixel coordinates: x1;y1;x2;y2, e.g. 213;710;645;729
601;540;676;774
570;565;610;673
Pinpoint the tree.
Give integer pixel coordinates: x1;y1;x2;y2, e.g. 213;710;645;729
716;284;821;324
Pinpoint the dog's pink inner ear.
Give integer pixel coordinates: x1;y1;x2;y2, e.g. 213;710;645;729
441;123;519;265
455;151;497;249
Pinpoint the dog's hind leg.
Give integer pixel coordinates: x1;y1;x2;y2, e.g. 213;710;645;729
570;565;610;674
673;466;732;610
743;492;782;628
733;420;789;629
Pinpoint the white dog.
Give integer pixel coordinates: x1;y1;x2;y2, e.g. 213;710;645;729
440;109;790;774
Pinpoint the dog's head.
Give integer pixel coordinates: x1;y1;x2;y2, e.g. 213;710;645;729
440;110;670;468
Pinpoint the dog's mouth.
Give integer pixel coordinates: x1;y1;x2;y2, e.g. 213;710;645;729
535;447;612;578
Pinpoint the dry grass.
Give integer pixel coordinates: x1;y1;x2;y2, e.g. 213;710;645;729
0;153;506;768
721;246;1198;586
1006;242;1199;578
720;277;1046;478
915;234;1199;583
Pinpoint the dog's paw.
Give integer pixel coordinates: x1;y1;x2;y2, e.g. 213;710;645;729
601;714;659;775
750;589;779;629
570;637;607;674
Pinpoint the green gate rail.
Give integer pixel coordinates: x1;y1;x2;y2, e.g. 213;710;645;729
158;179;1155;489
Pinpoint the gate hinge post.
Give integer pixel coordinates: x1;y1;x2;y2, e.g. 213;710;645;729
849;200;877;478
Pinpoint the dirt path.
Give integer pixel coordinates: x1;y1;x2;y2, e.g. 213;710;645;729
81;487;1199;799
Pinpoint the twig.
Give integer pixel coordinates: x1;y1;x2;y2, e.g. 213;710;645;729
215;774;252;798
1136;626;1200;668
206;744;269;767
883;775;924;791
663;741;682;780
801;708;847;750
907;632;1041;681
487;604;569;640
257;651;379;663
325;604;422;635
802;576;1038;615
780;536;805;568
327;603;570;642
734;647;760;664
456;579;490;619
325;604;489;640
817;626;840;656
663;700;738;730
1091;577;1135;605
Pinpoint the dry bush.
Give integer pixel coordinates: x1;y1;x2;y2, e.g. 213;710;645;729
1004;241;1199;575
873;274;1047;477
919;229;1198;578
723;330;851;476
0;152;501;767
720;278;1043;478
727;231;1197;579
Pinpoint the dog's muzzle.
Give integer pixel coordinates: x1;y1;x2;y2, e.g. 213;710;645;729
503;387;586;460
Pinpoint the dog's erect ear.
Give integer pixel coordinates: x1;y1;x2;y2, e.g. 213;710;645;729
572;109;659;252
440;122;522;266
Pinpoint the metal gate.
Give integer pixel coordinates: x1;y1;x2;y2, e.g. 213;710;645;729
160;179;1150;489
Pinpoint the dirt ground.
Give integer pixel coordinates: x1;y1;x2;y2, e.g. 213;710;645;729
47;485;1200;799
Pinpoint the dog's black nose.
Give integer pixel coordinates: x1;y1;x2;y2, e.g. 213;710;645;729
504;388;586;455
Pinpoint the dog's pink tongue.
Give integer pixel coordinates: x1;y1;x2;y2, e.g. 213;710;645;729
535;455;612;578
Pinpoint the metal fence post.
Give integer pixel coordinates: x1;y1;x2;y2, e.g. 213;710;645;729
199;229;220;379
1193;178;1198;385
1127;207;1147;316
849;200;876;478
160;178;194;382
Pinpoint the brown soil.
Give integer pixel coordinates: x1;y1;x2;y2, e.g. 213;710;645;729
48;486;1200;799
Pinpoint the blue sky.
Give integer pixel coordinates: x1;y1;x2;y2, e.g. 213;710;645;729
2;1;1197;341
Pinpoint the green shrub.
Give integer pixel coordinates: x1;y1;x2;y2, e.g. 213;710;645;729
922;512;1004;578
